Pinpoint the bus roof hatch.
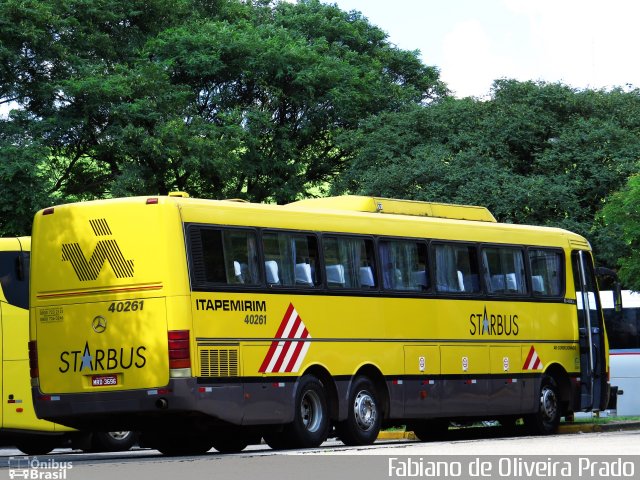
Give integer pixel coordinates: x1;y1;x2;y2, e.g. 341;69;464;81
285;196;497;223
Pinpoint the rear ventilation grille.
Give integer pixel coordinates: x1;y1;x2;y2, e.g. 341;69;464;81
199;348;239;377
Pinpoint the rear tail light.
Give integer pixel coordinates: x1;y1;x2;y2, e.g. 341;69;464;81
168;330;191;370
28;340;38;378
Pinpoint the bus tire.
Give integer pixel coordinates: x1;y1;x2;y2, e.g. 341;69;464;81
524;374;561;435
337;376;381;446
153;433;213;456
287;374;330;448
211;430;249;454
89;431;136;452
410;419;449;442
16;436;61;456
262;429;293;450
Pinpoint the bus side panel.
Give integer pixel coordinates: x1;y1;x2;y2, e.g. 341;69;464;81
610;352;640;415
488;346;522;415
3;359;58;431
439;346;489;416
403;346;441;418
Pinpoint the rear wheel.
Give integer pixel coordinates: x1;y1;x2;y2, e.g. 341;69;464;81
289;375;330;448
264;375;329;450
16;436;61;455
262;429;292;450
211;429;249;454
337;376;381;446
524;375;561;435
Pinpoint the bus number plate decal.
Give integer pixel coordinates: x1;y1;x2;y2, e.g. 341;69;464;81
39;307;64;323
91;375;118;387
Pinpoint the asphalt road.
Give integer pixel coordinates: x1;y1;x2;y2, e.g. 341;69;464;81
0;425;638;480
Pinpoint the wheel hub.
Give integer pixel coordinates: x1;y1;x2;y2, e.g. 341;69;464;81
540;386;558;421
353;390;377;431
301;390;323;433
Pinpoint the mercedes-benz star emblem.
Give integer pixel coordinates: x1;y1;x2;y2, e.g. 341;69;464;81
92;316;107;333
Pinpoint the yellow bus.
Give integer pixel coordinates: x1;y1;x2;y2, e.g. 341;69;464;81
29;194;609;455
0;237;135;454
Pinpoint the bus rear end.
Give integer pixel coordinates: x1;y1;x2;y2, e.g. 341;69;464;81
29;197;190;432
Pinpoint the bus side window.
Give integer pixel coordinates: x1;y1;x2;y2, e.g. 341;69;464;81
323;236;377;289
379;239;429;292
0;251;29;310
481;247;527;295
262;231;320;288
434;243;480;294
190;227;260;287
528;249;563;297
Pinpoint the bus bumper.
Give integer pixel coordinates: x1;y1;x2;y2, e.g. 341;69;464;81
31;377;293;431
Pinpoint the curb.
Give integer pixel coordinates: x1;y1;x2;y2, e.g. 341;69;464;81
378;431;417;440
377;421;640;440
558;421;640;434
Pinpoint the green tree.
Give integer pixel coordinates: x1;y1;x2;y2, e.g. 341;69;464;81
336;80;640;269
0;0;445;235
600;174;640;290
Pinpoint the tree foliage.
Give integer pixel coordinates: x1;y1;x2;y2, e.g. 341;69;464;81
3;1;640;281
335;80;640;270
600;175;640;290
0;0;444;234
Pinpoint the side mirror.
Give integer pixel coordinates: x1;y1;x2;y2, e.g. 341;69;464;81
15;253;25;281
614;282;622;313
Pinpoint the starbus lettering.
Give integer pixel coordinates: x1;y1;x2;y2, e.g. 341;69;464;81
195;299;267;312
469;306;519;336
59;341;146;373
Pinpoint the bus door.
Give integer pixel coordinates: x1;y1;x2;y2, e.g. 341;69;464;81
571;250;607;411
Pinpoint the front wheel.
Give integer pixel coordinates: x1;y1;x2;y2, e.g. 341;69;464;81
337;376;381;446
89;431;136;452
524;375;561;435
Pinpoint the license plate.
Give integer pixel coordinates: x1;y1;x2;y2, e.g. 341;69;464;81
91;375;118;387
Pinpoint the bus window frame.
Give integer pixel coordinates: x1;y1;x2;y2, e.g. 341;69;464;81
479;243;530;298
526;246;566;299
260;228;323;290
376;236;432;295
430;240;483;297
320;232;380;293
186;223;264;292
186;222;569;303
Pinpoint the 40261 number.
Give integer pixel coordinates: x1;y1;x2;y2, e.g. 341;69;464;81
108;300;144;313
244;314;266;325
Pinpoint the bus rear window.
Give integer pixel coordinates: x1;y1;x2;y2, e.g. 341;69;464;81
0;251;29;310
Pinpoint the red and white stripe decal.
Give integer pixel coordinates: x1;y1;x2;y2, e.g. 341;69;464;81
259;303;311;373
522;346;543;370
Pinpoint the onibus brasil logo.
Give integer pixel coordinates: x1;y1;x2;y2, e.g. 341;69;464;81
61;219;134;281
8;456;72;479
